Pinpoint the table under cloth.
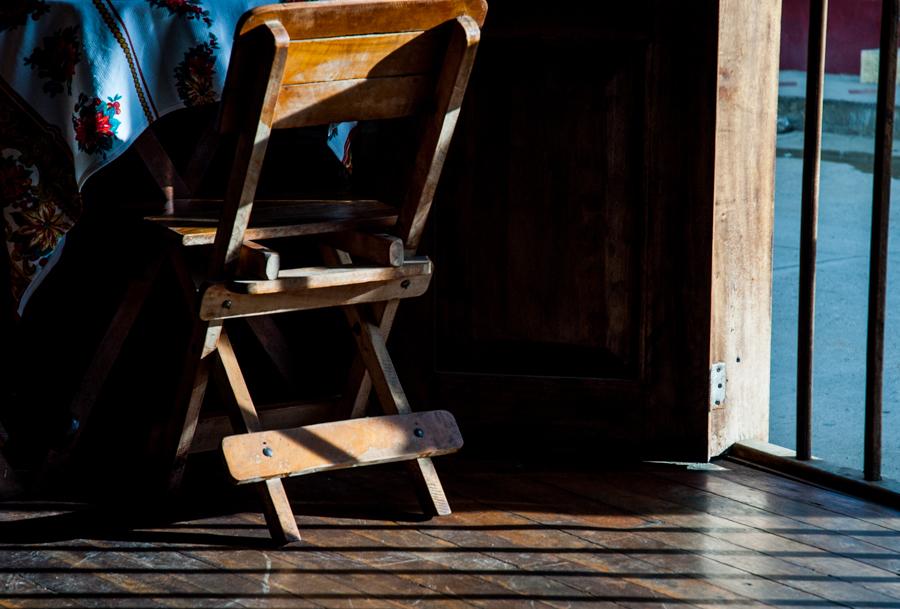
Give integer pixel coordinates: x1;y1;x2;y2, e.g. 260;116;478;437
0;0;354;314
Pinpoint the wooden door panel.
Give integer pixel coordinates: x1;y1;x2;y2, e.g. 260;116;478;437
433;32;649;381
391;1;776;463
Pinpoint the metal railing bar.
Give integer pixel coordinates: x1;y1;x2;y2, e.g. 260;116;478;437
797;0;828;461
864;0;900;482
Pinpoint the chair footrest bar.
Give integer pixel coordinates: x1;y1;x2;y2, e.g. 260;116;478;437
222;410;463;484
200;271;431;320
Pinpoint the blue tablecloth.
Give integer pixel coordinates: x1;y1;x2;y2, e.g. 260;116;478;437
0;0;353;312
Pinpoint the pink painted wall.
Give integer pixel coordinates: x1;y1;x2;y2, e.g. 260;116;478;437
780;0;882;75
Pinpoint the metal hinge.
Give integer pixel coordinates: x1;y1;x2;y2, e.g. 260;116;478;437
710;362;726;409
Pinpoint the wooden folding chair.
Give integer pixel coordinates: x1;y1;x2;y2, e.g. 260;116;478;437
137;0;486;543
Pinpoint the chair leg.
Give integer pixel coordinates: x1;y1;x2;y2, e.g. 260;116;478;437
343;304;452;517
215;329;301;544
339;299;400;419
166;319;220;492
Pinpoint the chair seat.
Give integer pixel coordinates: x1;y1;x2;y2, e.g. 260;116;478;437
145;198;398;246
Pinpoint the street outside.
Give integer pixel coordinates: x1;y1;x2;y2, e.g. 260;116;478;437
770;144;900;479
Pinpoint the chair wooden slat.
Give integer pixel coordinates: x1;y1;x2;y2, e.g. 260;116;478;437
238;0;487;39
146;199;399;246
199;272;431;321
234;258;430;294
284;31;441;85
222;410;463;484
274;75;432;129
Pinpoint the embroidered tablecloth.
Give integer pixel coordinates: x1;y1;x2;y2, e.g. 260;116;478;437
0;0;353;313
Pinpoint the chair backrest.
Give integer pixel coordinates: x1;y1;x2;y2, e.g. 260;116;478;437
209;0;486;277
235;0;486;130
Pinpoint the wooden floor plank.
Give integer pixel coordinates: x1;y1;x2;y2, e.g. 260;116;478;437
0;506;320;608
241;510;569;609
291;469;703;609
0;572;89;609
169;516;436;609
0;545;277;608
657;466;900;553
447;473;844;609
308;470;753;609
722;461;900;531
4;465;900;607
529;471;899;608
300;511;631;609
647;469;900;575
185;547;423;609
542;469;900;604
227;511;482;609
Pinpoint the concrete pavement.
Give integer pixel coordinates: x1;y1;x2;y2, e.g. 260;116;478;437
771;133;900;479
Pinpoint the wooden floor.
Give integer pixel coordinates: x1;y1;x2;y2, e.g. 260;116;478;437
2;460;900;607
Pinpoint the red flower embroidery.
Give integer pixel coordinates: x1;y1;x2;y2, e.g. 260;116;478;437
72;93;122;157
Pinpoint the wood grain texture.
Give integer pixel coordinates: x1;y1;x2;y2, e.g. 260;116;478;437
147;199;399;246
209;21;289;278
323;231;405;266
238;0;488;38
133;0;481;542
215;330;301;544
237;241;280;280
231;258;430;294
409;4;669;458
707;0;780;456
283;31;441;84
341;301;452;516
273;75;432;128
397;15;480;249
222;410;462;483
199;272;431;320
390;1;779;462
1;463;898;607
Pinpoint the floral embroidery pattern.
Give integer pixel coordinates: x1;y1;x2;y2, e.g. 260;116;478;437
174;34;218;106
148;0;212;27
0;154;39;212
8;202;71;263
72;94;122;157
0;0;50;33
0;148;75;303
24;27;82;97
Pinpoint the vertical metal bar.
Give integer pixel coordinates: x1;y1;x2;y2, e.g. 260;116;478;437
797;0;828;461
864;0;899;482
